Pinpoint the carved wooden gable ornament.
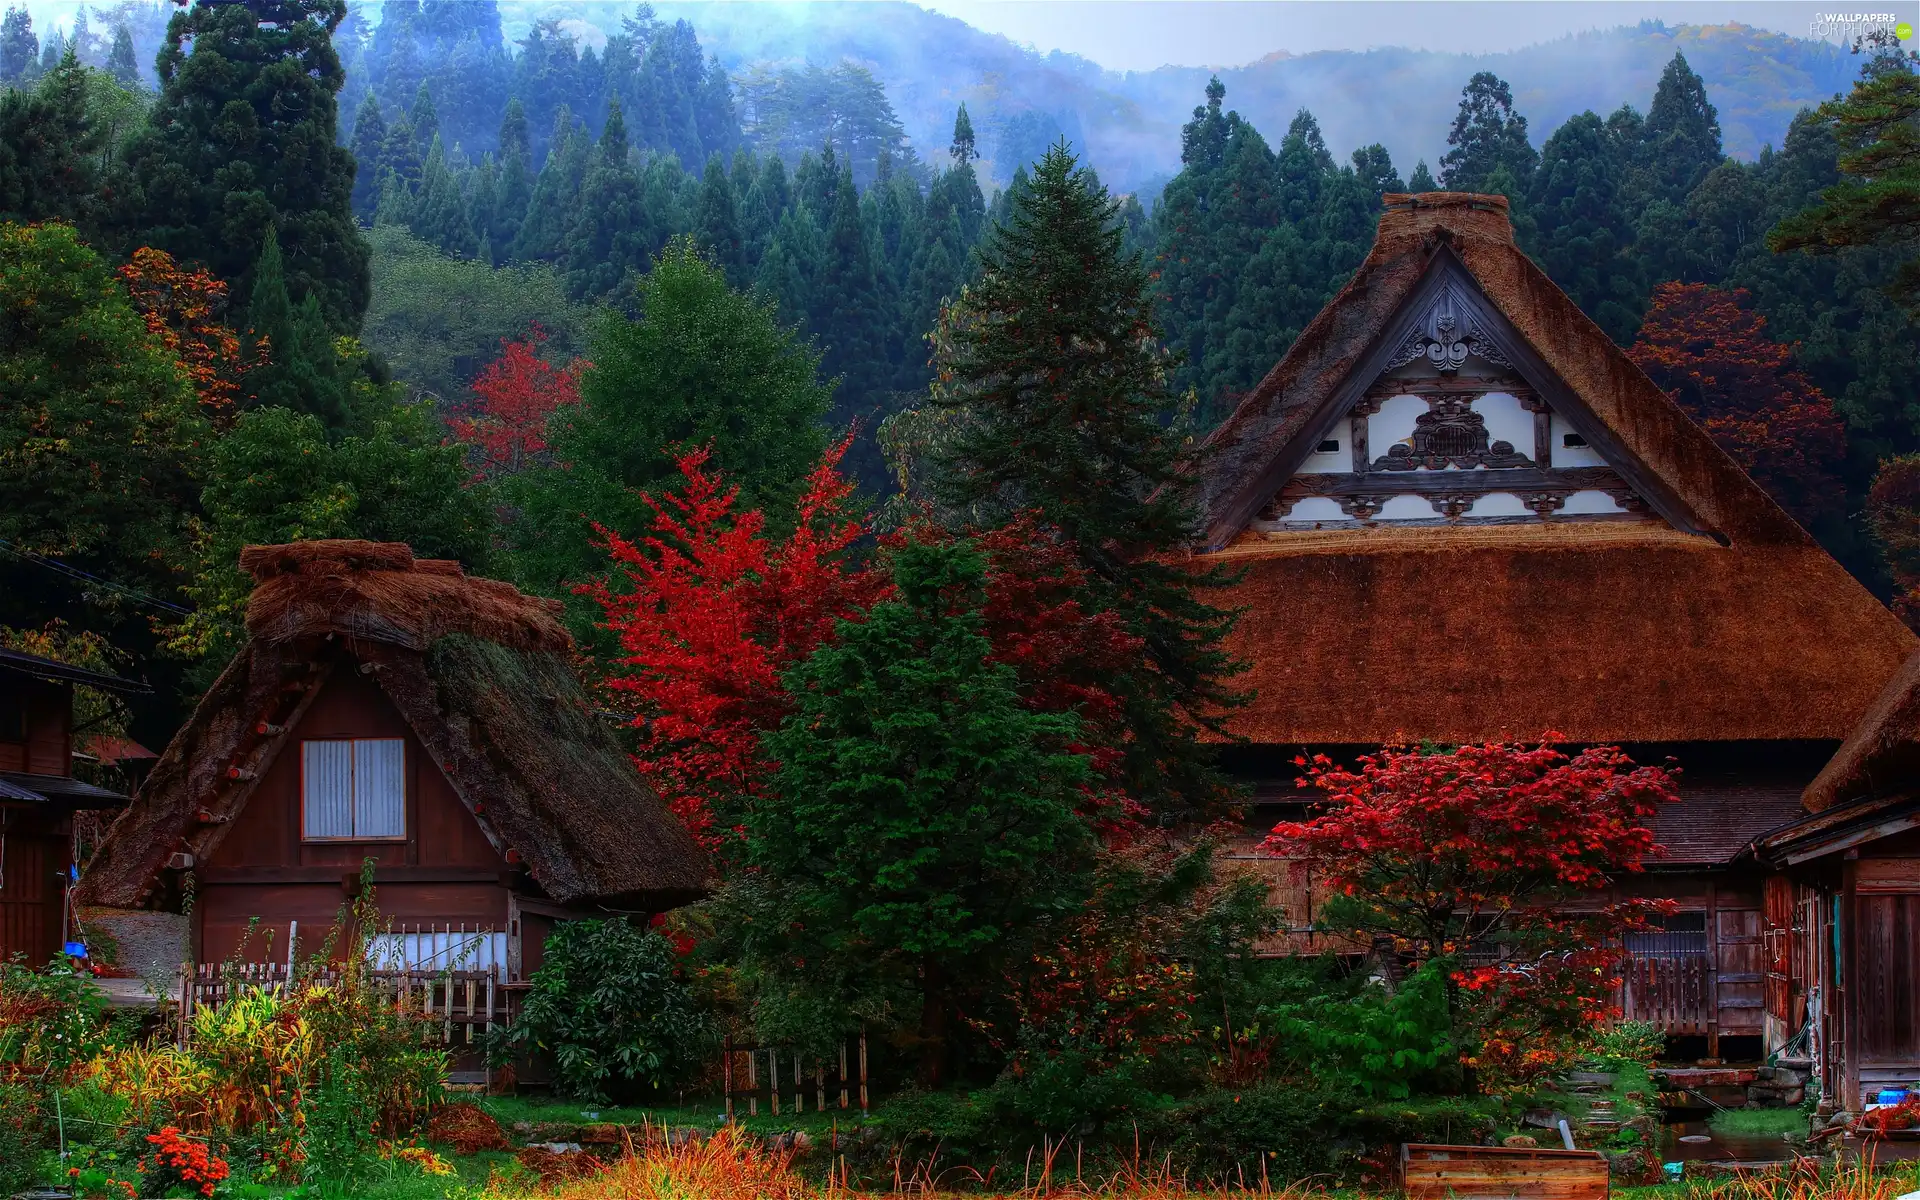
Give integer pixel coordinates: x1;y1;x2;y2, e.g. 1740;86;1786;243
1247;254;1706;536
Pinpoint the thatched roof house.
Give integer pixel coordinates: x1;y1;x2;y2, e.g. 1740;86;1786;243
79;541;705;970
1202;193;1912;1057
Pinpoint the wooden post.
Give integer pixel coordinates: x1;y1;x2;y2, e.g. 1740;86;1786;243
815;1063;825;1114
1842;855;1860;1112
839;1041;849;1110
858;1029;869;1112
769;1049;780;1116
1705;885;1721;1060
792;1051;802;1113
747;1044;758;1117
723;1037;734;1122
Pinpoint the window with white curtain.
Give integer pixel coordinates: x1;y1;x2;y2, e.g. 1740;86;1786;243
302;738;405;840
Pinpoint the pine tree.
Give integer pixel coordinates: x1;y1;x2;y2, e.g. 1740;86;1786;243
1351;143;1405;202
816;163;892;485
1409;159;1438;192
748;536;1096;1086
381;111;422;195
1641;52;1724;203
409;80;439;151
697;153;746;283
950;101;977;163
1525;110;1641;342
1439;71;1537;193
0;6;35;84
930;144;1243;821
124;0;368;334
106;24;138;87
492;97;533;252
1770;43;1920;315
412;133;476;256
0;46;100;231
564;97;646;299
513;109;586;262
348;92;388;222
245;231;350;428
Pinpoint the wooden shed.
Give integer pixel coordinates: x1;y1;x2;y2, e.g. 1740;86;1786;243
1758;650;1920;1111
76;541;708;985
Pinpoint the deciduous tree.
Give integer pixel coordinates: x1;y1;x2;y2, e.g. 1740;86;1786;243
448;326;584;477
1628;281;1847;531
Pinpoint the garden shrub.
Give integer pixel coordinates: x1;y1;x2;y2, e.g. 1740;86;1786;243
1589;1019;1666;1067
488;918;714;1103
1261;958;1456;1098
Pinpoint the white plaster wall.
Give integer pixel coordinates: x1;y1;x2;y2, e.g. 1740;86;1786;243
1561;489;1625;514
1375;494;1440;521
1465;492;1531;519
1550;412;1607;467
1295;435;1352;474
1473;392;1534;455
1367;394;1427;460
1282;496;1353;523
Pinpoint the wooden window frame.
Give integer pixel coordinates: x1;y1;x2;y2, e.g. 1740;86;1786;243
300;737;408;843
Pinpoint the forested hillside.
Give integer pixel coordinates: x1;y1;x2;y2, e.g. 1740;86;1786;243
1;0;1916;746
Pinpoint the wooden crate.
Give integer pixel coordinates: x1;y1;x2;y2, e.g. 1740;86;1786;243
1401;1143;1609;1200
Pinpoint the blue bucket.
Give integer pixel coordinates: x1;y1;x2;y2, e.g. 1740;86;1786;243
62;941;87;958
1876;1088;1910;1106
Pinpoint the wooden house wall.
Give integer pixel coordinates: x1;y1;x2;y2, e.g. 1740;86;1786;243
0;676;73;775
0;676;76;964
1843;829;1920;1107
197;666;510;964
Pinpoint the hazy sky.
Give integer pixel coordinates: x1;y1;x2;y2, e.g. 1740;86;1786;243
916;1;1914;71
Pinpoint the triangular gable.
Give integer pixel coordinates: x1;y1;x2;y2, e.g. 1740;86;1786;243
1239;251;1710;539
1197;193;1811;554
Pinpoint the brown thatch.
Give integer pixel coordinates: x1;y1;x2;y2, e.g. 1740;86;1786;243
79;542;705;910
1193;193;1913;747
1804;649;1920;812
242;539;570;653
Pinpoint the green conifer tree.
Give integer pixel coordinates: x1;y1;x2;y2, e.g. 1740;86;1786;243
1409;159;1438;192
1438;71;1537;193
697;153;746;283
950;101;976;163
564;97;646;299
124;0;368;334
412;133;476;256
747;537;1097;1086
492;97;533;252
1525;111;1641;342
409;80;438;151
0;45;100;231
245;230;351;429
0;6;36;84
106;24;138;87
1641;52;1724;204
931;145;1243;821
348;91;388;222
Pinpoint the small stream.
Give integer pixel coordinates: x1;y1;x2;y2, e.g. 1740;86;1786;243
1656;1120;1798;1164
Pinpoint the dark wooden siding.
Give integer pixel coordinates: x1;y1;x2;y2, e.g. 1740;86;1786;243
0;677;72;775
0;823;66;965
198;665;508;963
1855;890;1920;1066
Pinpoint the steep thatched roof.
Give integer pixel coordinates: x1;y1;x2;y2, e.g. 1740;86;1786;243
79;541;706;909
1191;194;1913;746
1803;649;1920;813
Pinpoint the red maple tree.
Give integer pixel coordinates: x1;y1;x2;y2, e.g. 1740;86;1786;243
1869;455;1920;630
1628;282;1847;529
585;438;883;844
1265;739;1679;1090
118;247;259;427
448;326;585;476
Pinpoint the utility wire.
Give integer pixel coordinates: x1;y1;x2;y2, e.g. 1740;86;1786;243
0;537;193;616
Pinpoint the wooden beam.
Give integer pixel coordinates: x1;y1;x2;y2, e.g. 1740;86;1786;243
1282;465;1626;498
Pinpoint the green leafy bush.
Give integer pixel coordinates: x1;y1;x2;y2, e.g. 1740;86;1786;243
488;919;714;1103
1262;959;1456;1098
1589;1019;1665;1067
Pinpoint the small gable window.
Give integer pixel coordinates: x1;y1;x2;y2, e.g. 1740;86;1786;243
1316;439;1341;454
1562;433;1589;448
302;738;405;840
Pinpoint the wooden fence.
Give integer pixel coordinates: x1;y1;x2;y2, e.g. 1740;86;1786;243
722;1034;868;1118
179;922;512;1053
1618;952;1712;1034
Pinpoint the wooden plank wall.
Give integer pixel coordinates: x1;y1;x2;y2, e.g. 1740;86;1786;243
0;828;63;965
1401;1144;1609;1200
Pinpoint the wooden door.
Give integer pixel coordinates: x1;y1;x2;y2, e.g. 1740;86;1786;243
1854;891;1920;1071
1763;877;1797;1052
0;830;63;965
1716;908;1765;1036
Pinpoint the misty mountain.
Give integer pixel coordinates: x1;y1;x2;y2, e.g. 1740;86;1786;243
647;3;1857;196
